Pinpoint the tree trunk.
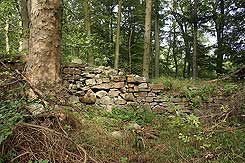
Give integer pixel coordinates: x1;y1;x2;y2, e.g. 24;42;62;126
192;0;198;79
154;0;160;78
172;21;178;77
25;0;62;87
19;0;30;55
4;18;10;55
128;28;133;74
143;0;153;79
84;0;93;65
216;0;224;74
173;10;191;78
114;0;122;70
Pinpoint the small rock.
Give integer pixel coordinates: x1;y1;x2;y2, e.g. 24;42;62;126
102;78;110;83
85;79;96;86
125;93;135;101
100;96;113;105
115;97;127;105
138;88;151;92
146;97;154;102
68;83;73;90
138;92;148;97
112;82;125;89
63;68;81;75
96;90;108;98
79;89;96;104
135;76;147;83
137;97;146;102
127;75;136;83
149;83;164;90
148;92;156;97
96;78;103;84
109;89;120;97
92;83;111;90
112;76;126;82
118;71;124;76
128;83;135;88
120;87;127;93
26;103;45;116
106;105;113;112
86;73;96;78
138;83;148;89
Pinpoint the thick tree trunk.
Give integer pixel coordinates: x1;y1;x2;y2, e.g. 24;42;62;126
25;0;62;87
154;0;160;78
192;0;198;79
84;0;93;65
143;0;153;79
4;18;10;55
114;0;122;70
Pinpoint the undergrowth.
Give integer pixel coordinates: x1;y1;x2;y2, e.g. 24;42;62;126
1;71;244;163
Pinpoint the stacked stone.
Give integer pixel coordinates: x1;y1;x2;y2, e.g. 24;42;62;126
62;63;188;111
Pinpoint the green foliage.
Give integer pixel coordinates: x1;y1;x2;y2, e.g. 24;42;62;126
0;151;16;163
107;107;155;125
28;160;49;163
223;83;239;95
184;84;216;108
0;100;24;145
120;156;128;163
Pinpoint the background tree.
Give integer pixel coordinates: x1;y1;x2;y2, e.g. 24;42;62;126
154;0;160;78
143;0;153;79
84;0;94;65
192;0;198;79
114;0;122;70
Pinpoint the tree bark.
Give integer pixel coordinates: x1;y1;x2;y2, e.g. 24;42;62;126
143;0;153;79
84;0;93;65
215;0;224;74
25;0;62;87
154;0;160;78
128;28;133;74
114;0;122;70
19;0;30;55
192;0;198;79
172;21;178;77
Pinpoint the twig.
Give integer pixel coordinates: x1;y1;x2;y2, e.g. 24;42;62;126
10;152;29;162
0;79;23;87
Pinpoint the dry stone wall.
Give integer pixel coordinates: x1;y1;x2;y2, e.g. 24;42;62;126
62;63;188;111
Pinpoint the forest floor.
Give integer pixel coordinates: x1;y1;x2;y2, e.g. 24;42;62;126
0;63;245;163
